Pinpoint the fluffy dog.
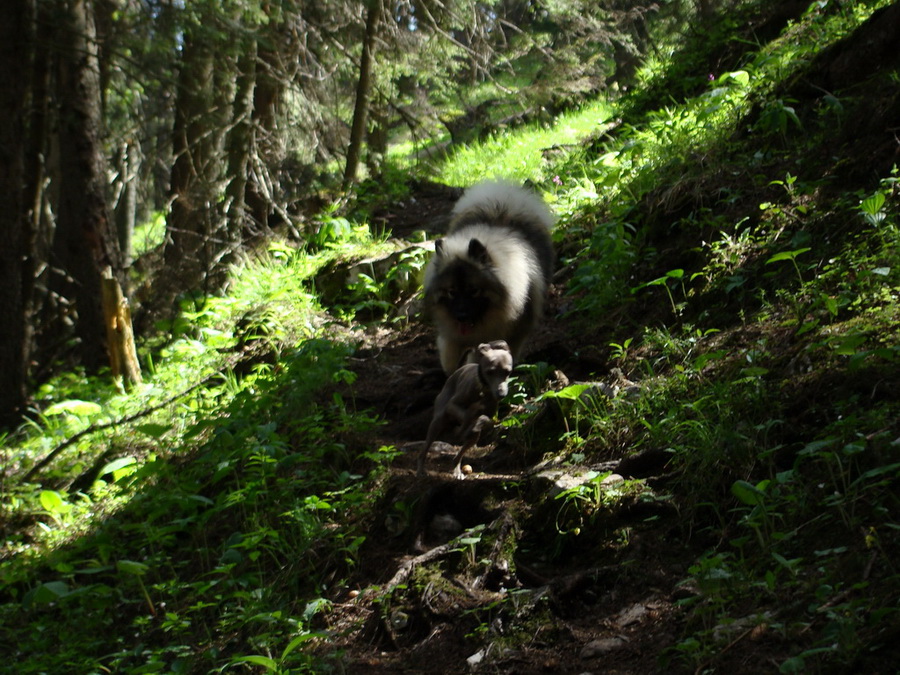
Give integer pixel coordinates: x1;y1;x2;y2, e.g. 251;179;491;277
424;180;555;374
417;341;513;479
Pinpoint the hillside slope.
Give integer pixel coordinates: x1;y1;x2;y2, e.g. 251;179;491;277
316;5;900;673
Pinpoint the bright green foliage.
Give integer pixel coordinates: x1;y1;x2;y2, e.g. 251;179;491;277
0;244;390;673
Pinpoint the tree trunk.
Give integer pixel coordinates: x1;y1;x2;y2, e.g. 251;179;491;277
164;25;235;297
0;0;35;428
101;267;142;390
245;40;279;232
224;44;258;238
53;0;123;371
165;30;215;295
343;0;383;188
114;139;139;269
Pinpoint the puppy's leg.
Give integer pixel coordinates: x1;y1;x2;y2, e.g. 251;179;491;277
424;399;470;477
418;417;446;477
451;414;493;479
416;442;429;477
417;436;435;477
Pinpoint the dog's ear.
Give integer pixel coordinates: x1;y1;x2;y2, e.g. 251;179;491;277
488;340;510;352
435;239;445;256
477;342;492;355
467;238;491;265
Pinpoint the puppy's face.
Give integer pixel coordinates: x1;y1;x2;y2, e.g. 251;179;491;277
476;341;513;399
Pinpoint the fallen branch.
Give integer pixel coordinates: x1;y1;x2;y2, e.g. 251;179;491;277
383;539;458;592
21;351;250;483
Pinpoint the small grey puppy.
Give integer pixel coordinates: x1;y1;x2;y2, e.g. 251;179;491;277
417;341;514;479
424;180;555;374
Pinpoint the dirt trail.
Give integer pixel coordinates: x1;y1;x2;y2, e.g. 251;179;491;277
317;189;709;674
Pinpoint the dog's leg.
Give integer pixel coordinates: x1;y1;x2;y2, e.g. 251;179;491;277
451;414;493;479
418;417;446;477
416;442;431;477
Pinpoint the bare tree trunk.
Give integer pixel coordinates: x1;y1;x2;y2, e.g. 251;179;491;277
224;44;258;237
20;0;58;393
164;25;235;297
0;0;35;428
115;139;139;269
101;267;142;389
245;40;279;232
53;0;124;371
343;0;383;188
165;31;216;296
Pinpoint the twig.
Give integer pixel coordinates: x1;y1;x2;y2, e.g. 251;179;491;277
22;354;245;482
695;626;756;675
383;539;458;591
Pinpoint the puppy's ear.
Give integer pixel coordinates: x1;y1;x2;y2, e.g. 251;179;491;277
489;340;510;352
477;342;492;355
467;238;491;265
435;239;445;256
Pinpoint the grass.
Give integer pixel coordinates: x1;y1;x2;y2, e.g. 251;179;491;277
436;98;616;187
0;227;393;673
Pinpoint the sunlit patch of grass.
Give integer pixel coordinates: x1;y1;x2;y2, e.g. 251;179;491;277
0;240;343;561
437;99;614;187
0;234;389;672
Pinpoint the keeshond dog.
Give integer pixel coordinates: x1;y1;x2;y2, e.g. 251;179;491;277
424;180;555;374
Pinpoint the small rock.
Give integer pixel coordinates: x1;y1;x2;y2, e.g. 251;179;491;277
580;636;627;658
671;581;701;602
466;648;486;666
429;513;464;541
614;603;647;627
389;610;408;630
712;612;774;641
578;382;619;404
535;464;620;498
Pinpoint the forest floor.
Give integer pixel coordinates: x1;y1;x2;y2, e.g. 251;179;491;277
310;187;775;674
305;14;900;667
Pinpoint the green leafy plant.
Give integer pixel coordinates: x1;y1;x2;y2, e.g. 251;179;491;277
608;337;634;364
117;559;156;616
860;192;885;224
632;268;687;315
765;247;810;286
755;98;802;141
569;218;638;315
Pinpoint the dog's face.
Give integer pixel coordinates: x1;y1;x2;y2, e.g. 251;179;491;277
476;341;513;399
429;239;505;331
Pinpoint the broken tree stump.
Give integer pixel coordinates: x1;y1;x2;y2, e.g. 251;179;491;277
101;266;142;390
